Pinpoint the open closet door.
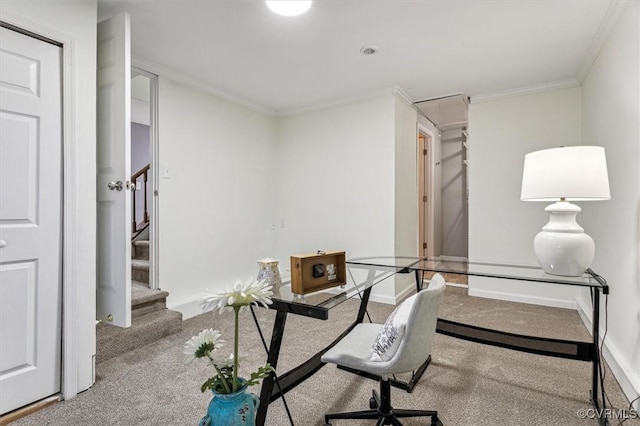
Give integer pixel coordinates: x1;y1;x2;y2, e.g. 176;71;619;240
96;12;132;327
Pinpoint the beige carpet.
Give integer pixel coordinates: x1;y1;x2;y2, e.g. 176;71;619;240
9;286;638;426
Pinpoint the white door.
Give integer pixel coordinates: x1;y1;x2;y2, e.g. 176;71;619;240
96;13;132;328
0;26;62;414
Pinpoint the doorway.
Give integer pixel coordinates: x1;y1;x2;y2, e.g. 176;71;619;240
418;126;434;259
414;94;469;262
130;67;159;290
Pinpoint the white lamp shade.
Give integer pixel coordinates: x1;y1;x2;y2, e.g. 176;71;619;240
520;146;610;202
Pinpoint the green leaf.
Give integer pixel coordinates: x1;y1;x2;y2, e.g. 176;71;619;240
246;364;274;387
201;377;218;393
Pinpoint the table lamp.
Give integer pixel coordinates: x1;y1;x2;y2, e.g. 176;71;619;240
520;146;610;276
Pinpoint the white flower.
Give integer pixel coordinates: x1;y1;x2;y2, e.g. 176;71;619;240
200;277;273;314
211;353;247;369
184;277;275;394
182;328;224;364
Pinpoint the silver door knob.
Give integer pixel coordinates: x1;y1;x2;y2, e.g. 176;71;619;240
0;240;6;248
107;181;124;191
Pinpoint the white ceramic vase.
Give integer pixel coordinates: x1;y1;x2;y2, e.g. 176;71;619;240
256;258;281;289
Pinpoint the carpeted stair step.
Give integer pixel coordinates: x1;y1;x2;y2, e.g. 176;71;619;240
132;239;149;260
131;258;149;285
132;282;169;318
96;307;182;364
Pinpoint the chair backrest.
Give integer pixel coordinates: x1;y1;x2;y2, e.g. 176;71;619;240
384;274;445;374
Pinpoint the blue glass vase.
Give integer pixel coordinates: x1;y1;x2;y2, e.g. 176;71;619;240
198;379;260;426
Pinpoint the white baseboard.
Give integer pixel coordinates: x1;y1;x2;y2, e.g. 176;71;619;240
434;255;467;262
468;287;578;310
443;282;468;289
170;298;209;320
576;298;640;410
368;293;395;305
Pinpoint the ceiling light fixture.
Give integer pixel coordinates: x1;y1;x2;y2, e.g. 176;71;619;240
266;1;312;17
360;46;378;55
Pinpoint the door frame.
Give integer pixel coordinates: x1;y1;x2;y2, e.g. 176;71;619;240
417;123;435;258
131;66;159;290
0;13;81;401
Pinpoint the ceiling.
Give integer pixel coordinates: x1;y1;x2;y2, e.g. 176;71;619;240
97;0;615;116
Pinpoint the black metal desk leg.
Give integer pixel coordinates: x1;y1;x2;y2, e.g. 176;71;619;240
356;287;373;324
592;289;599;404
415;269;422;291
256;310;288;426
591;288;608;425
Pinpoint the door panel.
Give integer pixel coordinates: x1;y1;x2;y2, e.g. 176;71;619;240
0;26;62;415
0;262;37;372
418;130;434;259
0;111;37;222
96;13;132;327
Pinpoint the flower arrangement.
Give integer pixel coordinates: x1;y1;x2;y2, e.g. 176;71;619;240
183;277;274;394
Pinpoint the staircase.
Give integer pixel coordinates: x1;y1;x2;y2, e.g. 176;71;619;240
96;231;183;364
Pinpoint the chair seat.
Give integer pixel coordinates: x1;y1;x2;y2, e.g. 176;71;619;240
321;276;446;425
322;323;400;376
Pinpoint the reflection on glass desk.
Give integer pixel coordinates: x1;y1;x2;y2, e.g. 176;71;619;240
269;282;351;320
269;264;402;320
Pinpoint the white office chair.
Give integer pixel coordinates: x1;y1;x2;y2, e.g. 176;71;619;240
321;274;446;426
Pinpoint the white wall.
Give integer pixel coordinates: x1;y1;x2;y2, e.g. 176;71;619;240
158;79;279;317
131;74;150;125
580;0;640;408
131;123;150;174
468;87;583;307
0;0;98;398
275;94;399;302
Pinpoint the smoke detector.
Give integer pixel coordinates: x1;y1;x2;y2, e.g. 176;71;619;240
360;46;378;56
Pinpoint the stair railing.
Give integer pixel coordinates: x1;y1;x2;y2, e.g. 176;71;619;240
132;164;150;237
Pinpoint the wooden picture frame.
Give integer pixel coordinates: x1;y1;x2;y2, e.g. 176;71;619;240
290;251;346;295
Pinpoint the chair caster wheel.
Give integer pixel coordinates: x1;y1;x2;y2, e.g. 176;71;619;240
369;396;378;409
324;423;332;426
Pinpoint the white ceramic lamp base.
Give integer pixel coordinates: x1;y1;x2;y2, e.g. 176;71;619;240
533;201;595;277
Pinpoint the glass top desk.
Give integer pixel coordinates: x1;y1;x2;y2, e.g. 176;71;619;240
251;256;609;426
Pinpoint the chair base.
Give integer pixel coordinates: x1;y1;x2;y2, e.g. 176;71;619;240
324;381;442;426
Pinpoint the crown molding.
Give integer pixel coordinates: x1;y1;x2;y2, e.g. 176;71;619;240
130;58;415;118
278;86;413;117
131;57;278;117
394;87;415;106
469;79;580;104
576;0;629;82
